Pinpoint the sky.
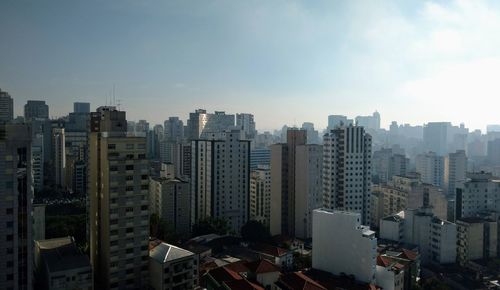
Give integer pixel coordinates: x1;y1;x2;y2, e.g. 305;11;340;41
1;0;500;132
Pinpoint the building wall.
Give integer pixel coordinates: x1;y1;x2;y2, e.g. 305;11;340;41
312;209;377;284
250;167;271;227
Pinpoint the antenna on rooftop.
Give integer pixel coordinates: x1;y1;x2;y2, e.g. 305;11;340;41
113;84;116;106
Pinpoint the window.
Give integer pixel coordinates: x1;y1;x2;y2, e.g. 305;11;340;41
108;144;116;150
126;144;134;150
126;165;134;170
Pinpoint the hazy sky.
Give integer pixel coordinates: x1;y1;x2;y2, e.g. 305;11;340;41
1;0;500;131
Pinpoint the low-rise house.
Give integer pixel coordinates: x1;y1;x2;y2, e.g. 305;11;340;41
249;244;293;270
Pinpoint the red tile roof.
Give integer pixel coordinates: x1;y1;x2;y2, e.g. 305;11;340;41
278;272;327;290
401;249;418;261
225;260;250;273
245;259;281;274
208;266;243;284
252;244;289;257
224;279;265;290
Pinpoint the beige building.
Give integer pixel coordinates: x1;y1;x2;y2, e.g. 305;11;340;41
457;217;498;266
35;237;92;290
88;106;150;290
250;165;271;228
270;128;307;237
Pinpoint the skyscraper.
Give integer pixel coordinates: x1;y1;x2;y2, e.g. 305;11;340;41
186;109;235;140
0;123;33;290
73;102;90;113
24;100;49;121
52;128;66;188
0;88;14;122
236;113;257;140
164;117;184;142
190;129;250;233
270;128;307;236
322;125;372;225
327;115;352;131
416;152;444;188
423;122;450;156
88;106;149;290
249;165;271;228
444;150;467;197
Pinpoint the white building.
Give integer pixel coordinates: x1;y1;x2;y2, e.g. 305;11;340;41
236;113;257;140
455;172;500;220
444;150;467;197
191;129;250;233
186;109;235;140
423;122;449;156
250;165;271;227
149;241;197;290
323;125;373;225
380;208;457;265
295;144;323;239
416;152;444;188
372;148;409;184
312;209;377;284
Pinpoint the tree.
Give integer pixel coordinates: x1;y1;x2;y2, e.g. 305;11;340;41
241;220;270;243
192;217;230;236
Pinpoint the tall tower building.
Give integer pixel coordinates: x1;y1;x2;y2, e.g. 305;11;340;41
269;128;307;236
236;113;257;140
423;122;450;156
0;89;14;122
24;100;49;121
0;123;33;290
190;129;250;233
249;165;271;228
322;125;372;225
52;128;66;188
88;106;149;290
73;102;90;113
444;150;467;197
416;152;444;188
186;109;235;140
164;117;184;142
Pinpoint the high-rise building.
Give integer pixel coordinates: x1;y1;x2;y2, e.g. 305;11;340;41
301;122;320;144
32;133;44;191
164;117;184;142
423;122;450;156
52;128;66;188
150;165;191;237
0;123;33;290
88;106;149;290
487;138;500;165
355;111;381;131
24;100;49;121
444;150;467;197
323;125;372;225
249;165;271;228
270;128;307;236
312;209;377;284
236;113;257;140
250;147;271;170
372;148;409;184
415;152;444;188
186;109;235;140
455;172;500;221
73;102;90;113
294;144;323;239
456;217;498;266
0;88;14;122
327;115;352;131
190;129;250;233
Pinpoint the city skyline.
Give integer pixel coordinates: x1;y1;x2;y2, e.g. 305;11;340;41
2;0;500;131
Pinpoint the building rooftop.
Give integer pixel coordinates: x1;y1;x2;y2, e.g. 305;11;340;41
245;259;280;274
150;241;194;263
36;237;91;273
223;279;265;290
277;269;381;290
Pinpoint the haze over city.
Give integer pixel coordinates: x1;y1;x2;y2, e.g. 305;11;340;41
2;0;500;131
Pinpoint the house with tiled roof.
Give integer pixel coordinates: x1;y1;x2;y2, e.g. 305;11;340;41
276;269;382;290
249;244;294;270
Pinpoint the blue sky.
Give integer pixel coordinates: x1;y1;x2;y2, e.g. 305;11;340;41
1;0;500;131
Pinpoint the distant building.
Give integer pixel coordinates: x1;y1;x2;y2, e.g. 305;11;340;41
301;122;320;144
250;166;271;228
0;123;34;290
73;102;90;113
322;125;372;225
0;88;13;122
355;111;381;131
24;100;49;121
236;113;257;140
455;172;500;221
164;117;184;142
327;115;352;130
34;237;92;290
187;109;235;140
423;122;450;156
312;209;377;284
372;148;409;184
444;150;467;197
487;138;500;165
416;152;444;188
250;147;271;170
149;241;198;290
52;128;66;188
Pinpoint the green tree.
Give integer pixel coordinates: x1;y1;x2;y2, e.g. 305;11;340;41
241;220;270;243
192;217;230;236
